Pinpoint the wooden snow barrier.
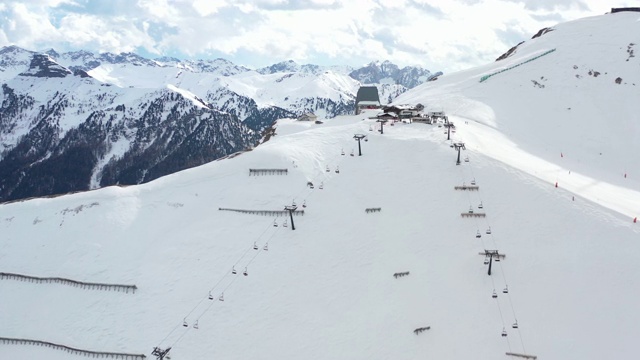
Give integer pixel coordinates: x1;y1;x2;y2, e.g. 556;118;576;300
454;185;479;191
218;208;305;216
413;327;430;335
506;352;537;359
0;337;146;359
249;168;288;176
365;207;382;213
0;272;137;293
393;271;410;278
460;213;486;218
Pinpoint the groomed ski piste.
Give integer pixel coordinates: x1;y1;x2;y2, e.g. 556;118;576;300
1;12;640;360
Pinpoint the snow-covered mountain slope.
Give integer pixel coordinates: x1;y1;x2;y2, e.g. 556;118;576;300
395;12;640;218
1;106;639;360
0;55;258;202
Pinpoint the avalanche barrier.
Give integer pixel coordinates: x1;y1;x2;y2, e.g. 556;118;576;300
479;49;556;83
0;272;137;293
0;337;146;359
218;208;305;216
249;169;288;176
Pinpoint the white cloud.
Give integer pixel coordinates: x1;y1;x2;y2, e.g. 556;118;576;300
0;0;629;72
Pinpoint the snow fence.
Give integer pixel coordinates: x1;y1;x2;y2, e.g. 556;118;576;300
479;49;556;83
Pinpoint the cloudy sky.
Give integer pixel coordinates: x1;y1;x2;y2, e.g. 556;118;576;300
0;0;634;72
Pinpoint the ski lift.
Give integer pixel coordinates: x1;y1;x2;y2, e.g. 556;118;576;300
302;200;307;208
503;286;509;294
183;318;188;327
232;266;237;275
468;206;474;214
243;267;248;276
492;290;498;299
326;165;330;172
483;257;490;265
335;166;340;173
341;148;345;155
319;182;324;190
478;201;483;209
219;293;225;302
263;243;269;251
253;242;258;250
512;320;518;329
193;320;199;329
283;219;288;227
476;230;481;238
471;178;476;185
501;328;507;337
208;291;214;300
273;219;278;227
486;227;491;234
495;256;501;262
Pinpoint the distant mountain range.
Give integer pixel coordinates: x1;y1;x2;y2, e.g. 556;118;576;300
0;45;441;202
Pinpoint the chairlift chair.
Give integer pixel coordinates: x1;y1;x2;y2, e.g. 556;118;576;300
302;200;307;208
501;328;508;337
208;292;214;300
219;293;225;302
193;320;199;329
369;125;373;131
341;148;345;155
492;290;498;299
263;243;269;251
350;149;355;156
471;178;476;185
335;166;340;174
243;267;248;276
364;136;368;142
253;242;258;250
503;286;509;294
283;219;288;227
292;199;296;207
476;230;481;238
232;266;237;275
464;156;470;162
512;321;518;329
326;165;330;172
486;227;491;234
468;206;474;214
484;257;490;265
478;201;483;209
495;256;501;262
319;182;324;190
273;220;278;227
183;318;188;327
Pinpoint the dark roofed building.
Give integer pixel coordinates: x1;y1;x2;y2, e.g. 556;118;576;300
355;86;381;115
